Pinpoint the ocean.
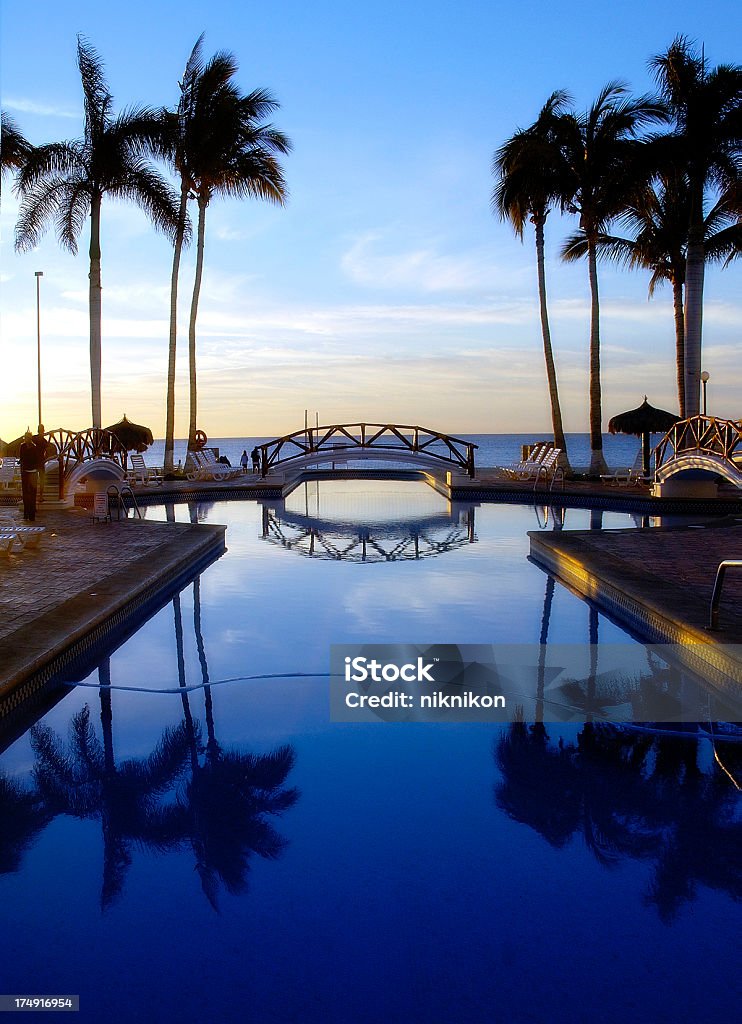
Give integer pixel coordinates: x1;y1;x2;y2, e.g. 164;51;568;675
145;432;651;473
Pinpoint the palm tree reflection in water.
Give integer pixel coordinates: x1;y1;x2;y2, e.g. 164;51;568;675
18;574;298;912
495;722;741;921
172;578;299;910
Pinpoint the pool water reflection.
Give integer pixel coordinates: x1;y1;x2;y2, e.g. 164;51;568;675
0;482;739;1024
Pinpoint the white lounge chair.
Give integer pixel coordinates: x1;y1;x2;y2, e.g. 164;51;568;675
601;452;648;487
127;453;163;486
187;449;241;481
498;443;554;480
0;458;19;489
532;448;565;487
0;525;46;551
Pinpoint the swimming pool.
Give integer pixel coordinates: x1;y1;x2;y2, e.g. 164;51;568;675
0;482;739;1023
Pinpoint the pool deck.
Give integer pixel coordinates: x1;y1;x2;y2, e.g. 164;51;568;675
1;472;742;716
0;505;226;710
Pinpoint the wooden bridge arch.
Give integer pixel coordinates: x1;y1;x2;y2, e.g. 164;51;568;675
259;423;477;478
40;428;128;499
654;415;742;488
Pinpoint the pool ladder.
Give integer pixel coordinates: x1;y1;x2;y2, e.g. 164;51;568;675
106;483;142;520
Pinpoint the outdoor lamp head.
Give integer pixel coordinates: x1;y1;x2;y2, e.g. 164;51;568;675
35;271;43;278
701;371;710;382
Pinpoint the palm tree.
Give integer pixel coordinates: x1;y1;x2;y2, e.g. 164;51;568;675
563;175;741;417
557;84;667;474
0;110;31;194
176;59;291;449
14;36;181;429
493;91;573;472
650;37;742;417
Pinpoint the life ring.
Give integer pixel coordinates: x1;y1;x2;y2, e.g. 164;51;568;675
193;429;208;450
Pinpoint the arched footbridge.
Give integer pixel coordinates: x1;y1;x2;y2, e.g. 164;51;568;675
38;428;127;500
259;424;477;478
654;416;742;488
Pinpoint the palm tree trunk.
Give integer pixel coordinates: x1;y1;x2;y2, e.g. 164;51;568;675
187;196;207;450
684;187;705;418
672;277;685;417
164;184;190;474
587;238;607;475
89;192;103;429
534;216;571;473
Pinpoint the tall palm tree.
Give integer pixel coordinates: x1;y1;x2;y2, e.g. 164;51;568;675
493;91;573;472
14;36;181;429
178;65;291;449
650;37;742;417
0;110;31;194
563;175;741;417
557;84;667;474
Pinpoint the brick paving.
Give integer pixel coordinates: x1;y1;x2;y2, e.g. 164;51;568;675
0;505;225;693
530;518;742;641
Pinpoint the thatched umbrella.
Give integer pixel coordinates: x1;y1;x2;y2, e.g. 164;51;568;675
608;397;680;477
0;439;7;457
103;415;154;453
4;433;31;459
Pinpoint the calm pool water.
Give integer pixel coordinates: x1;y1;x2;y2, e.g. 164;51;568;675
0;482;739;1023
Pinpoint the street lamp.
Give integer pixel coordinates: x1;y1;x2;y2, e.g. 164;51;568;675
35;271;43;428
701;370;710;416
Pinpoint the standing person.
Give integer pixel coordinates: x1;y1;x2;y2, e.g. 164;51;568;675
19;430;38;521
251;446;261;474
240;449;249;474
33;425;48;508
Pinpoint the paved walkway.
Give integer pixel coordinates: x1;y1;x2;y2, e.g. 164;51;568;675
0;506;225;695
530;518;742;643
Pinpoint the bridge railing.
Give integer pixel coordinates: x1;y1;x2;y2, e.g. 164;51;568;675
654;415;742;472
41;428;128;499
259;423;478;478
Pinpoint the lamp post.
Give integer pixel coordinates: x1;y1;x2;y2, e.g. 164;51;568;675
701;370;710;417
35;271;43;428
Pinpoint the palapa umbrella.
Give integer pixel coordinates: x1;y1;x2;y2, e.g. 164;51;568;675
0;439;7;457
103;415;154;453
608;397;679;477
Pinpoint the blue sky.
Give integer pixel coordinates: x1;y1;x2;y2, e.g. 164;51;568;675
1;0;740;438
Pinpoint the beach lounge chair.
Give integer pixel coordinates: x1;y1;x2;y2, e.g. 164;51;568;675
601;452;648;487
127;453;163;486
197;448;242;480
532;448;565;488
0;525;46;551
0;458;19;489
498;443;553;480
187;450;241;482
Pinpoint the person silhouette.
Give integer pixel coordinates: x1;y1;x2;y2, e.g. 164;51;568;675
19;430;38;521
240;449;249;474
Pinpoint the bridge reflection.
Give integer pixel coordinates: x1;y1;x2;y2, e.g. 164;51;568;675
260;501;477;561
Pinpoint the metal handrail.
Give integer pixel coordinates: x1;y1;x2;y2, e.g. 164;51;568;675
106;483;142;520
708;560;742;630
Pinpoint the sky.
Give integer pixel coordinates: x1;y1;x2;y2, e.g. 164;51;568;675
1;0;740;440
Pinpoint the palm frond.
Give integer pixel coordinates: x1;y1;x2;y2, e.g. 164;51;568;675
77;35;111;137
1;110;32;173
15;174;82;253
111;160;182;241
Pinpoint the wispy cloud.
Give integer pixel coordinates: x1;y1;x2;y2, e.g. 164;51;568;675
341;231;530;293
4;97;78;120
